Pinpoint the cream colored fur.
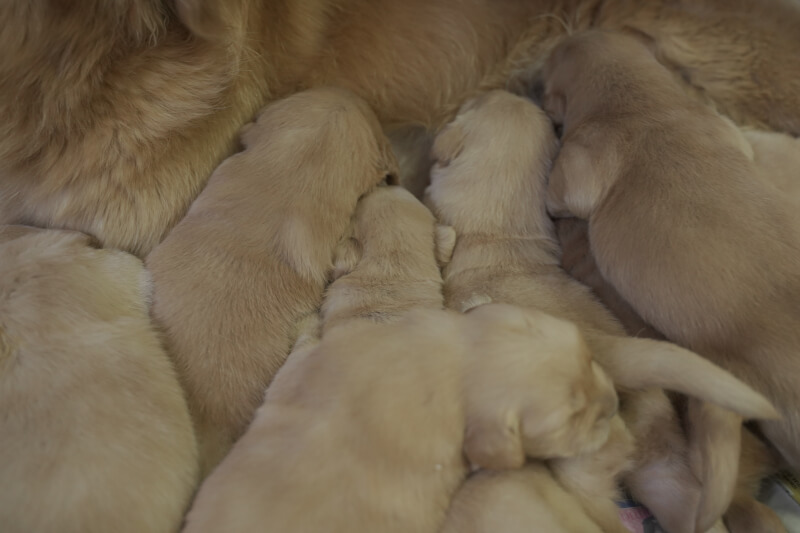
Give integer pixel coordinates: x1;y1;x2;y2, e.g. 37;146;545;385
321;185;452;332
427;89;777;533
183;304;617;533
0;226;197;533
543;32;800;520
146;87;397;476
440;463;605;533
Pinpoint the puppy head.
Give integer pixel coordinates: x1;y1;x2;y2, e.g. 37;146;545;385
426;91;559;234
234;88;399;282
242;87;398;195
460;304;618;469
352;186;435;253
543;30;656;127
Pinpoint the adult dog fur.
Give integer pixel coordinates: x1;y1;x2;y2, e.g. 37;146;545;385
543;29;800;485
426;90;777;533
146;87;396;476
0;226;197;533
3;0;800;254
321;185;454;332
183;304;618;533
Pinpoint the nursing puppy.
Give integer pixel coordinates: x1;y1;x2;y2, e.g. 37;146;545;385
427;90;776;533
555;217;663;339
543;30;800;506
321;185;454;332
557;216;789;533
183;304;618;533
0;227;197;533
146;87;397;475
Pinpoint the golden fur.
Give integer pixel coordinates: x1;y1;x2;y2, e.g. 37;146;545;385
183;304;617;533
146;87;397;476
543;30;800;504
426;89;777;533
440;462;606;533
0;226;197;533
594;0;800;135
3;0;800;254
320;185;453;332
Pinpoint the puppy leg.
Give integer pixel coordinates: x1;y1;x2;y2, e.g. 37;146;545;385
724;428;787;533
441;465;604;533
621;389;701;533
549;416;634;533
434;224;457;267
687;399;743;533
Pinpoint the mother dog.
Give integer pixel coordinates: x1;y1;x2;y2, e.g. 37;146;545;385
1;0;800;254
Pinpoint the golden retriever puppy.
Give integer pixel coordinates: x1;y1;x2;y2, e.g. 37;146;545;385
0;227;197;533
555;217;664;340
427;89;777;533
4;0;800;255
183;304;618;533
146;87;397;476
321;185;454;331
440;463;605;533
543;30;800;512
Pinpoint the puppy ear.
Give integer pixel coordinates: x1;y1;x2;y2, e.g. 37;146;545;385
686;400;742;533
431;122;467;167
433;225;456;267
175;0;244;41
546;142;608;219
330;237;362;282
463;413;526;470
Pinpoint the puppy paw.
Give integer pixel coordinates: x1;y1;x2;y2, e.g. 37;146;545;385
434;225;456;267
460;294;492;313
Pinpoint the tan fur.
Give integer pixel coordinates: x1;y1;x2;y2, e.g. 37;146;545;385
183;304;617;533
594;0;800;135
724;428;787;533
427;89;776;533
556;217;664;339
743;129;800;208
440;463;605;533
321;186;450;331
0;227;197;533
543;30;800;499
8;0;800;255
146;87;397;476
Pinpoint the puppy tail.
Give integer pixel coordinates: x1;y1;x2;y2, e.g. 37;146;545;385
686;400;742;533
595;336;778;420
